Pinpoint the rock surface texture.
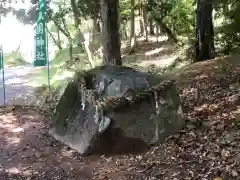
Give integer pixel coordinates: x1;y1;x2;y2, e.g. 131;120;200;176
49;65;185;155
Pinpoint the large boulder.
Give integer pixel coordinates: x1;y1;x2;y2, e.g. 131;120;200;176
49;65;185;155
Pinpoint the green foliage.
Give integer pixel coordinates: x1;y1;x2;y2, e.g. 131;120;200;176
150;0;239;57
214;0;240;54
51;47;84;65
120;0;131;22
76;0;100;19
4;52;29;67
119;0;131;37
11;0;52;24
152;0;195;37
165;0;195;36
9;0;240;65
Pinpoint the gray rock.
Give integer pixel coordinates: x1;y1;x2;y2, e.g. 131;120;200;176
49;65;185;155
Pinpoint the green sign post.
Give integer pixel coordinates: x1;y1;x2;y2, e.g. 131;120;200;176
34;20;47;66
34;0;50;88
34;0;47;66
0;47;3;69
0;46;6;105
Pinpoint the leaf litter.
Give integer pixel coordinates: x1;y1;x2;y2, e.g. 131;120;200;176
0;56;240;180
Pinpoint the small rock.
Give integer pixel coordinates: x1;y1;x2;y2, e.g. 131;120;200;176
235;121;240;128
35;151;41;158
136;155;143;161
5;106;14;112
202;121;212;128
221;149;230;159
225;133;235;142
129;157;134;161
173;134;180;139
106;157;113;162
126;167;134;171
231;170;238;177
188;117;198;123
149;177;157;180
186;124;195;130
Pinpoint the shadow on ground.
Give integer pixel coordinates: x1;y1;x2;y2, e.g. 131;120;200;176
0;106;95;180
0;106;150;180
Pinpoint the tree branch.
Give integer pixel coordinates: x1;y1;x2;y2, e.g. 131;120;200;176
46;25;62;50
53;19;70;39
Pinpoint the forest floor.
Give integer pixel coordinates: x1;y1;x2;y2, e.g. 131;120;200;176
122;36;181;70
0;40;240;180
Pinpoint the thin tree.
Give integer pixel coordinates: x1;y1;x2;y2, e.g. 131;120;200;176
148;0;154;35
129;0;137;54
142;0;148;41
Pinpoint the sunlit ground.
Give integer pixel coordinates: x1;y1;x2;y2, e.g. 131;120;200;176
0;66;45;106
0;107;90;179
122;35;181;70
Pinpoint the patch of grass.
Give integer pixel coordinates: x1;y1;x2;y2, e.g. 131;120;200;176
126;55;191;75
51;47;84;66
33;66;75;98
33;47;90;93
4;51;30;67
34;65;74;88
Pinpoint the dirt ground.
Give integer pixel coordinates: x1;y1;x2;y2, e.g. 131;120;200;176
0;55;239;180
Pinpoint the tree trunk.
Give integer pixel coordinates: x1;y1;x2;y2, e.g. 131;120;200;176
195;0;215;61
142;0;148;41
156;25;159;42
68;39;73;65
56;29;62;50
89;16;102;54
57;29;61;47
100;0;122;65
149;20;154;35
120;26;128;40
148;0;154;35
139;1;144;36
96;18;101;33
129;0;136;54
124;29;128;39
